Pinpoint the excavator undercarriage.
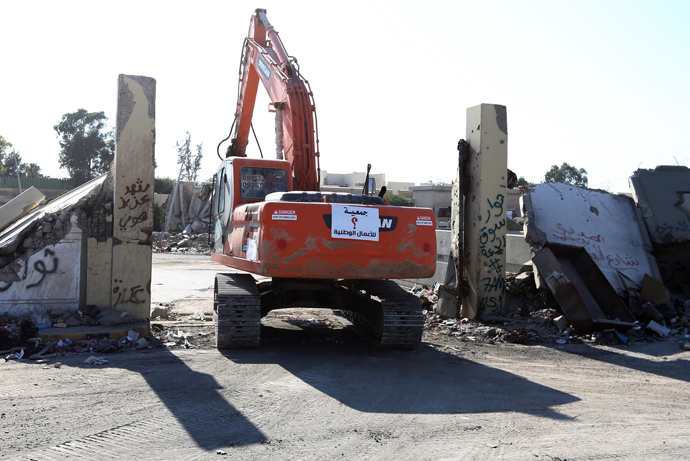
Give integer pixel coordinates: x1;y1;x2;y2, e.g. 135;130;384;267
213;273;424;349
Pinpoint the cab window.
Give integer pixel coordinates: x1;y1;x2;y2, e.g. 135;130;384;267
239;167;288;200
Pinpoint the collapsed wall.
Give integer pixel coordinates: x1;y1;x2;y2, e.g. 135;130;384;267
630;166;690;294
0;74;156;324
0;174;112;322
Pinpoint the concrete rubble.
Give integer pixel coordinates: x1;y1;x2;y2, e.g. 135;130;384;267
156;182;212;234
152;231;211;254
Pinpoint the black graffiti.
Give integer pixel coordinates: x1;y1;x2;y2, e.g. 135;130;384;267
118;211;149;231
118;194;151;210
113;279;147;307
24;249;59;289
658;259;686;284
124;179;151;197
656;220;690;235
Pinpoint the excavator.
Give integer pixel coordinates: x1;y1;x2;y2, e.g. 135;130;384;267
210;9;437;348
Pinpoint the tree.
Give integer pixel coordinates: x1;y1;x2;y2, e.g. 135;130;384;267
0;136;12;175
54;109;114;183
544;162;588;187
2;150;24;176
176;132;203;183
24;163;43;178
386;194;411;206
516;176;530;187
0;136;41;177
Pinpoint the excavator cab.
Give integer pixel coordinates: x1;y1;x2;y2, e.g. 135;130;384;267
211;157;292;254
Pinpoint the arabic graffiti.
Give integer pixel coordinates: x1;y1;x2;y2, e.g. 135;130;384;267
551;223;603;246
117;178;152;232
478;193;506;313
479;294;504;311
550;223;641;273
657;258;687;288
655;220;690;236
0;249;59;292
112;278;147;307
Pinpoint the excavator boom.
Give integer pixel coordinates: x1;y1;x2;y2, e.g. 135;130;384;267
229;8;320;192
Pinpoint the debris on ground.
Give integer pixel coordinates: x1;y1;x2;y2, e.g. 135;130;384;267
84;356;109;365
417;267;690;347
152;232;211;254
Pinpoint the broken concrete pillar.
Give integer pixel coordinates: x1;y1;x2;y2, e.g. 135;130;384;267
111;75;156;319
462;104;508;319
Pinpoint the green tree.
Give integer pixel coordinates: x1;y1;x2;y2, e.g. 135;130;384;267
155;177;176;194
544;162;588;187
54;109;114;183
0;136;13;175
387;194;411;206
0;136;40;177
516;176;530;187
176;132;203;183
2;150;24;176
24;163;43;178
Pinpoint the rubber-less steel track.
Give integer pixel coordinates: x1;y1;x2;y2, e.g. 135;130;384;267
355;280;424;349
214;273;261;348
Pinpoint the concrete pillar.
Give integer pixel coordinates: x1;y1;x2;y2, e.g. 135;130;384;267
462;104;508;318
111;75;156;319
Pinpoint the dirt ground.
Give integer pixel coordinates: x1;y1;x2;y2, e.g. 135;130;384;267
2;254;689;460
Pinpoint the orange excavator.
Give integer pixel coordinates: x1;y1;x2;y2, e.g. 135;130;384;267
211;9;437;348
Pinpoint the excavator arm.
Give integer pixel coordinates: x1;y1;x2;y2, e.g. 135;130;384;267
228;8;320;192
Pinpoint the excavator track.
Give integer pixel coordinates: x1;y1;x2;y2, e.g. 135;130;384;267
214;273;261;348
350;280;424;349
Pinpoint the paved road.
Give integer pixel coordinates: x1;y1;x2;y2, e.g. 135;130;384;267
151;254;218;306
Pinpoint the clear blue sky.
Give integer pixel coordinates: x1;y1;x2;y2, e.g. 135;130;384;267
1;0;688;192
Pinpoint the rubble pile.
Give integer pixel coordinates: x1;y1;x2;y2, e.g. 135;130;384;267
415;269;690;347
152;231;211;254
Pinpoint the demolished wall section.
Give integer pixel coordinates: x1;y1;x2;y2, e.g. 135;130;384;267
629;166;690;293
522;183;660;294
0;174;112;319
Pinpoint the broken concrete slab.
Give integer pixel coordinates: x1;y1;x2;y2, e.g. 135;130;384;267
532;244;637;334
630;166;690;244
522;182;661;295
629;166;690;293
0;187;45;233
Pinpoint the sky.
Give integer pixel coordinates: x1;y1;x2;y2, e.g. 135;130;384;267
1;0;689;193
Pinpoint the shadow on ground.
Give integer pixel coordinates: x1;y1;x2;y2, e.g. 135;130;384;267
97;350;266;450
221;324;579;420
544;340;690;383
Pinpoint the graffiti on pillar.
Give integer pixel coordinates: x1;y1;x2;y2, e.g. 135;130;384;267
0;249;59;292
112;278;147;307
117;178;151;231
479;193;506;312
